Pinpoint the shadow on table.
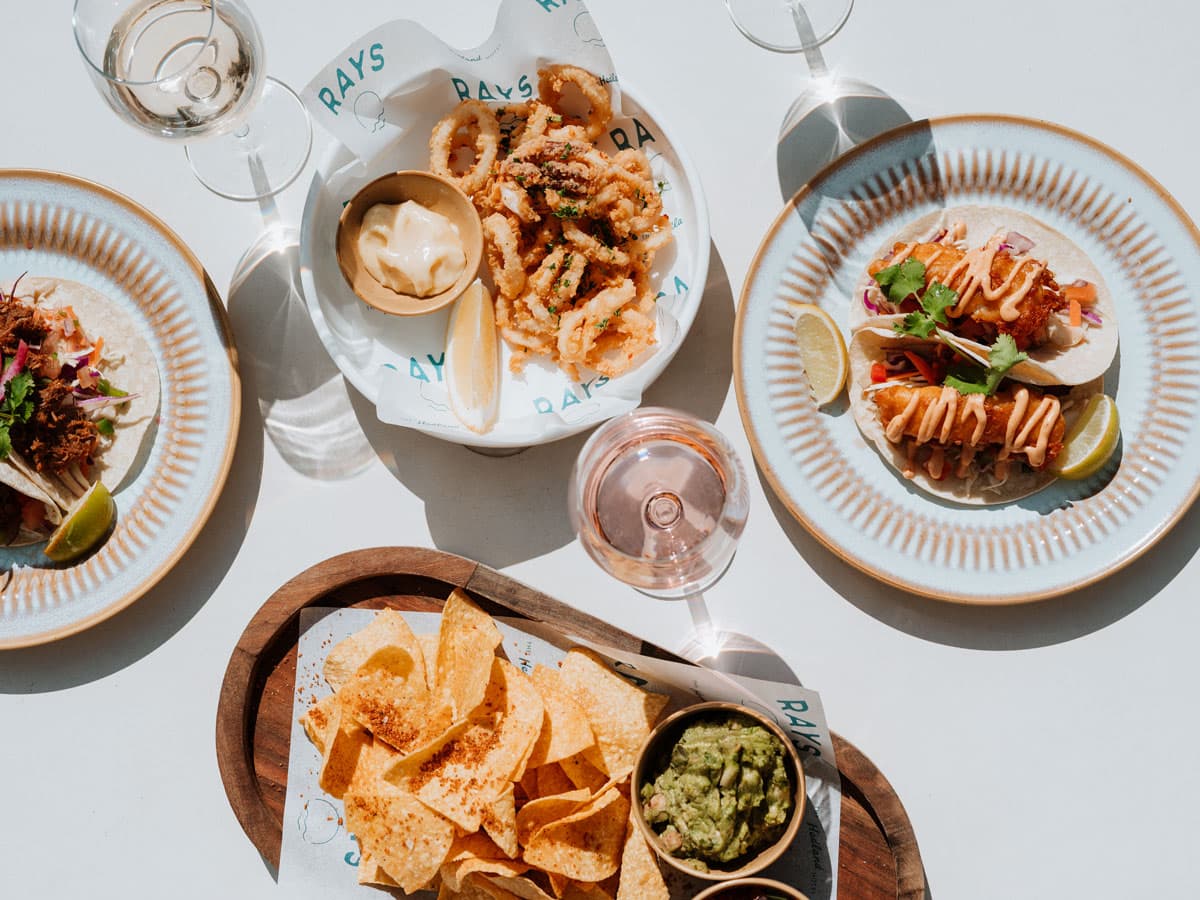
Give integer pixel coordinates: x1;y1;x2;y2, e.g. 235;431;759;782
0;309;265;694
760;466;1200;650
348;241;735;569
226;228;374;481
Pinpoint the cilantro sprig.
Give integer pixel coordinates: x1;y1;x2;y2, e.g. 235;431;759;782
0;367;34;460
873;258;926;305
942;334;1029;396
873;259;957;339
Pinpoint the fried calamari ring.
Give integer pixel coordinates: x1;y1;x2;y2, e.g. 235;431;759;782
537;65;612;142
482;212;526;300
429;100;501;196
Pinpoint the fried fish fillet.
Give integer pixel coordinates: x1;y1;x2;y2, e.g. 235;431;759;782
869;241;1065;350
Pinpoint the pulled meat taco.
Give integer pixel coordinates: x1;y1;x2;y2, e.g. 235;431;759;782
848;327;1102;505
0;276;159;541
852;206;1118;386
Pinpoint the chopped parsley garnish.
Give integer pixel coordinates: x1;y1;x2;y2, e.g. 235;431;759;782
548;114;563;124
561;143;573;160
553;204;580;219
943;334;1029;396
595;318;610;329
0;367;34;460
547;305;557;315
873;258;928;305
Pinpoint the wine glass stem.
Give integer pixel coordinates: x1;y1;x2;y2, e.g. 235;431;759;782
685;591;721;657
787;0;830;78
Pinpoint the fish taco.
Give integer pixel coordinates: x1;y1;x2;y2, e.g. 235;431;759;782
852;206;1118;386
0;275;159;544
848;327;1102;505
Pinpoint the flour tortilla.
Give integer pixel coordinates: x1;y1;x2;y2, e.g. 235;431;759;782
848;327;1102;506
3;277;160;509
852;206;1118;386
0;463;63;547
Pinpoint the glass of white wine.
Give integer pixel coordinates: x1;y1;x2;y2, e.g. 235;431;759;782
73;0;312;201
568;408;749;601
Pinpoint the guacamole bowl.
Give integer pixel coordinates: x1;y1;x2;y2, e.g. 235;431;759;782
631;701;806;882
693;877;811;899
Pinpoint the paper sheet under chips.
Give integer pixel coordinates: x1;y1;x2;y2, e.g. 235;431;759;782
279;608;842;899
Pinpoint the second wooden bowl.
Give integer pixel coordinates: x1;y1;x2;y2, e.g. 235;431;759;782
335;170;482;316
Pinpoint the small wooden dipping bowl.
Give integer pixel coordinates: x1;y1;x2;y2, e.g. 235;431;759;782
335;170;483;316
631;701;807;882
693;878;811;899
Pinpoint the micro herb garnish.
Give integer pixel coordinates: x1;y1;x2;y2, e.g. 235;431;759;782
0;366;34;460
892;280;958;340
873;257;928;306
942;334;1029;396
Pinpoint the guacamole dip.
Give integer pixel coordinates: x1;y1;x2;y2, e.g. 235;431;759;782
640;714;793;869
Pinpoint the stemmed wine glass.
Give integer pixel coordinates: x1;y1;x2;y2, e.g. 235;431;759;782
73;0;312;201
725;0;911;199
568;408;750;660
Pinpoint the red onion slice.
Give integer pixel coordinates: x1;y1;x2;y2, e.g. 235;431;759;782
862;289;881;314
0;340;29;401
1081;308;1103;326
1004;231;1035;254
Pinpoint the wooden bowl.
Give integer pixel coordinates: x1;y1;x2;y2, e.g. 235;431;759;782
631;701;807;882
335;170;482;316
692;877;811;899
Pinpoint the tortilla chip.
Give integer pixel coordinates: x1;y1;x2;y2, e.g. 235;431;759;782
535;764;576;799
441;876;503;900
418;632;440;690
324;609;423;691
485;875;558;900
357;849;399;887
387;657;543;831
616;806;668;900
516;788;591;848
441;853;530;893
344;787;455;894
346;737;399;797
299;693;339;757
340;645;450;754
526;666;596;768
316;698;369;799
562;883;614;900
482;783;519;858
436;590;503;719
558;753;607;793
523;787;629;882
556;649;668;775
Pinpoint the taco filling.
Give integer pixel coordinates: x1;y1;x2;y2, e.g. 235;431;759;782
861;337;1078;489
0;276;146;546
865;221;1101;353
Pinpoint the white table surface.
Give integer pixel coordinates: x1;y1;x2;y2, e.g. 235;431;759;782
3;1;1198;897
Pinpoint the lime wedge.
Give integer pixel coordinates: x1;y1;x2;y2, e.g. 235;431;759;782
44;481;115;563
792;303;848;407
445;280;500;434
1051;394;1120;480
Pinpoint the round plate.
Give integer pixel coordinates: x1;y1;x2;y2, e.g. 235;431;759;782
735;116;1200;604
0;170;240;647
299;82;709;448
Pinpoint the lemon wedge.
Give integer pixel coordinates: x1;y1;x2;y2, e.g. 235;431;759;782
1051;394;1120;480
44;481;115;563
792;303;848;406
445;280;500;434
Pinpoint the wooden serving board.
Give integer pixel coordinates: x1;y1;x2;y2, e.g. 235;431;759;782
216;547;925;899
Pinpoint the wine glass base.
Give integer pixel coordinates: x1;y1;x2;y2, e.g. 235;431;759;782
186;77;313;202
776;75;911;200
677;628;801;685
726;0;854;52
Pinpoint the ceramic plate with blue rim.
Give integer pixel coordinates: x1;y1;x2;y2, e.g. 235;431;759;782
0;171;239;647
735;116;1200;604
299;82;709;449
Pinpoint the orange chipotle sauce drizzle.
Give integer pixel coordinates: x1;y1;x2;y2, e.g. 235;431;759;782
883;385;1061;479
886;226;1045;323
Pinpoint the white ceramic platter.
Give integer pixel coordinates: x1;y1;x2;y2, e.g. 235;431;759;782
299;82;709;448
735;116;1200;604
0;171;239;647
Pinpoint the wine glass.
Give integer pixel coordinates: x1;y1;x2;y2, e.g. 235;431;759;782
725;0;911;199
568;407;749;667
73;0;312;201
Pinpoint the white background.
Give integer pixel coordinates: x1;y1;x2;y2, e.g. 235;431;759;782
2;1;1198;898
